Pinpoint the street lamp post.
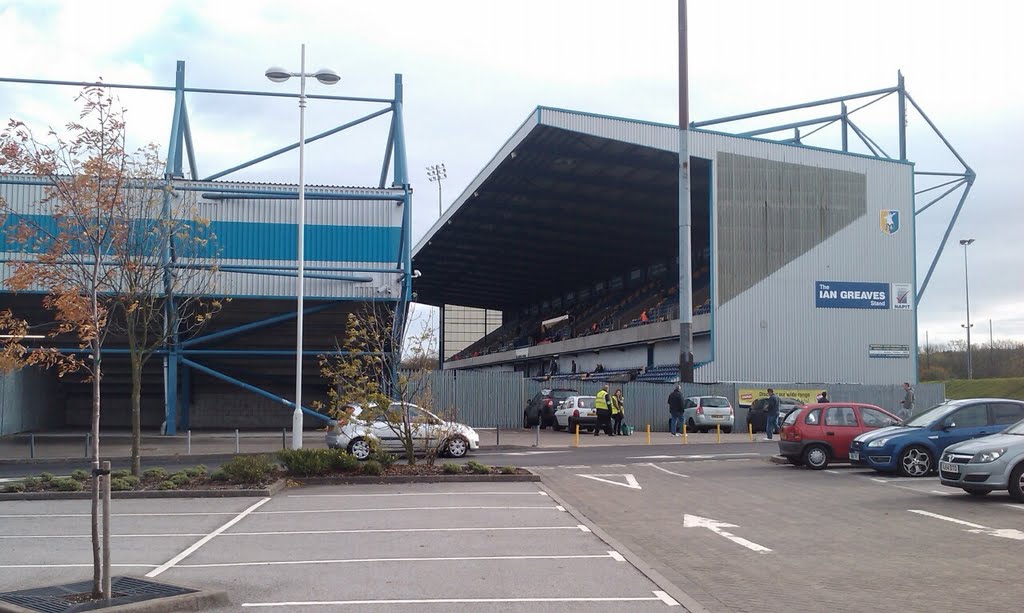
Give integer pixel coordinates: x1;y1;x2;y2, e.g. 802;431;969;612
266;45;340;450
426;163;446;216
959;238;975;379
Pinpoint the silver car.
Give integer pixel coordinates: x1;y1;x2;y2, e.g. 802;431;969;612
939;416;1024;500
326;402;480;460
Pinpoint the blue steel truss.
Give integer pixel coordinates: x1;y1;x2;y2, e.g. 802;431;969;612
691;71;973;305
0;62;413;434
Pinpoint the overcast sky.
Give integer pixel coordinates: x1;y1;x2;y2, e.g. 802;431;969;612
1;0;1020;348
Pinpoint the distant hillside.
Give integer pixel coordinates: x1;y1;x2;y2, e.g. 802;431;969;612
928;377;1024;400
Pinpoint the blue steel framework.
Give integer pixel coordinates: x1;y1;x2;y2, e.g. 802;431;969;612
0;61;413;434
690;71;972;305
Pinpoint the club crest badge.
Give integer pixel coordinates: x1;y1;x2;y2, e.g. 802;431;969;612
880;210;900;235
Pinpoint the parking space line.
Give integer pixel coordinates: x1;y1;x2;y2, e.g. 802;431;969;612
644;463;690;478
146;497;270;578
0;533;206;540
0;511;240;519
0;563;156;569
254;505;561;515
869;477;951;496
221;526;583;537
287;491;546;498
241;593;679;607
608;550;626;561
908;509;986;529
178;552;619;569
578;524;592;532
1006;504;1024;511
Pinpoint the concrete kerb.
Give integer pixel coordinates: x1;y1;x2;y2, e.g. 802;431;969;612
0;581;228;613
535;475;710;613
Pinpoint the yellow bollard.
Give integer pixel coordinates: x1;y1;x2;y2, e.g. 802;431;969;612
748;422;754;442
574;423;580;448
683;423;688;444
716;423;721;443
646;424;651;445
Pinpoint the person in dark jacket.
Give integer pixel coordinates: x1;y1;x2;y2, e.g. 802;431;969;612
668;384;684;436
764;388;781;440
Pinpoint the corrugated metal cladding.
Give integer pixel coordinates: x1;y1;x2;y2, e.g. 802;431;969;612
0;175;406;299
538;107;678;152
394;369;943;431
688;132;915;385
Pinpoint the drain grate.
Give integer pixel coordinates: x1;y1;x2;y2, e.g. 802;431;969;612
0;576;195;612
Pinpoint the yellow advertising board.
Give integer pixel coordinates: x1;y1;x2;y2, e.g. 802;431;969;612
738;388;826;407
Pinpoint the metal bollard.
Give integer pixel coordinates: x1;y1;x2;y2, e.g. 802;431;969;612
749;422;754;442
646;424;650;445
683;424;688;444
29;433;35;459
235;429;240;454
574;423;580;448
534;424;540;447
716;423;721;443
187;430;191;455
496;423;500;447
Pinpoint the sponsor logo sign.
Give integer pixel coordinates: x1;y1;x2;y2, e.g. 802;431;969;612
815;281;889;309
892;283;914;310
739;388;826;407
869;344;911;359
880;210;900;235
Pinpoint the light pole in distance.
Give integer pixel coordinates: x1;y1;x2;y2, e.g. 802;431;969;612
266;45;340;450
426;163;446;217
959;238;975;379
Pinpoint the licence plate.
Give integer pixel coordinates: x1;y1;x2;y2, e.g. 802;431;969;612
712;415;725;419
849;451;859;461
940;461;959;474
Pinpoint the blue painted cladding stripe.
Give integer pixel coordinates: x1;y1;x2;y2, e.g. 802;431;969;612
1;215;400;263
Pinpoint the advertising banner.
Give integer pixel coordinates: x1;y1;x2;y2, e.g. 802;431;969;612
738;388;826;407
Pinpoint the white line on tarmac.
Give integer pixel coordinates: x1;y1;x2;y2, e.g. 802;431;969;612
0;512;241;519
177;552;619;569
253;505;562;515
146;497;270;578
577;524;592;532
824;470;840;474
224;526;583;537
908;509;987;529
644;463;690;478
1006;504;1024;511
287;491;546;498
242;593;679;607
0;533;206;539
0;563;156;569
608;550;626;562
626;453;759;460
870;478;950;496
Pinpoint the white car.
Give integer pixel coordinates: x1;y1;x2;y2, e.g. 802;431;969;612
683;395;734;433
554;395;597;432
325;402;480;460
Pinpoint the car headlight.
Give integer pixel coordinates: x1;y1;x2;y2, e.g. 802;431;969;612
971;448;1006;463
866;438;891;448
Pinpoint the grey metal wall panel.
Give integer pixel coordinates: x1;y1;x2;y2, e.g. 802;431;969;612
0;367;64;436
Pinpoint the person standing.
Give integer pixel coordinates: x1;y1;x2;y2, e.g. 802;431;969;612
594;383;612;436
817;391;829;403
764;388;781;441
668;384;684;436
611;389;626;436
900;382;915;420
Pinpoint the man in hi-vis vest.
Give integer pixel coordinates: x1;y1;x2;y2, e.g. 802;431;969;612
594;383;612;436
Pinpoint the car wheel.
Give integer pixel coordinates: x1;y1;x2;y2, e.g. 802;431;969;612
898;446;933;477
445;435;470;458
962;488;991;498
802;444;830;470
722;427;732;434
687;417;696;432
347;438;372;461
1009;462;1024;502
567;417;577;433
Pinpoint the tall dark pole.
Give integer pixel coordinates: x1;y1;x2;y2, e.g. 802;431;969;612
678;0;694;383
960;238;975;379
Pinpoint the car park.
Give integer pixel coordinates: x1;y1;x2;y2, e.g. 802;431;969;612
746;396;803;433
850;398;1024;477
683;395;734;433
326;402;480;459
553;395;597;432
524;387;578;428
939;415;1024;500
778;403;900;469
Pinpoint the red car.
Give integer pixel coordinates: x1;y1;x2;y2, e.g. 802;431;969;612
778;403;901;470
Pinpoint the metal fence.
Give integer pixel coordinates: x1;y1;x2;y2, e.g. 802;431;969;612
400;370;945;432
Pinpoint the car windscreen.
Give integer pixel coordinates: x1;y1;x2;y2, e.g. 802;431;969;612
902;401;956;427
576;396;596;408
551;390;577;401
702;397;730;408
1005;417;1024;435
783;409;802;425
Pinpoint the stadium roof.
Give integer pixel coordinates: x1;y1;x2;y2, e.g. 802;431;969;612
412;107;709;311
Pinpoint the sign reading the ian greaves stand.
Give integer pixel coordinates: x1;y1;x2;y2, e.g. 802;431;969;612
815;281;889;309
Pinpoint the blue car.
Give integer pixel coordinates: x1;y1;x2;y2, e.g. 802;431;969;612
849;398;1024;477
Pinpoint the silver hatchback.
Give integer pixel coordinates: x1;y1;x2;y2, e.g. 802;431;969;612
939;416;1024;500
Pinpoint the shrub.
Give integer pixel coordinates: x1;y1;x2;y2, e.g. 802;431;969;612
111;469;131;479
183;467;203;478
110;478;133;491
362;460;383;476
143;468;168;480
53;478;84;492
209;470;228;482
170;473;191;486
122;475;140;488
220;455;276;484
326;449;360;473
370;449;396;468
500;466;517;475
194;464;208;474
5;482;26;493
442;463;461;474
39;472;55;482
71;469;90;481
158;480;177;490
278;449;331;477
22;477;40;489
465;461;491;475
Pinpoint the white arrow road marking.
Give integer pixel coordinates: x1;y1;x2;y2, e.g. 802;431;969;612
577;474;642;489
909;510;1024;540
644;463;690;478
683;514;771;553
483;451;572;456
